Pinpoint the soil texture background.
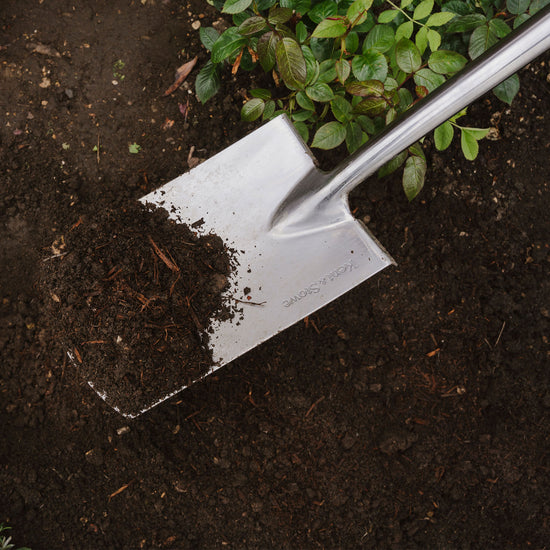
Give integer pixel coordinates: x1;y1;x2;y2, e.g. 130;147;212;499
1;1;549;549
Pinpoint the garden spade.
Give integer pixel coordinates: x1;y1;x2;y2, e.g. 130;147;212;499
91;7;550;417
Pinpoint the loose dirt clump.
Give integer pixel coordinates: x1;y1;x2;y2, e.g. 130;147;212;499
41;201;235;415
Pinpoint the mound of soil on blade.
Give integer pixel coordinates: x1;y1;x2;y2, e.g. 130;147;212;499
41;202;234;415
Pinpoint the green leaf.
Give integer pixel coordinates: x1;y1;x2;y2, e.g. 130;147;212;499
353;13;376;33
335;59;351;83
296;21;308;43
363;25;395;53
256;0;277;9
129;142;141;154
413;68;445;92
449;107;468;123
425;11;455;26
212;28;247;64
263;99;276;120
331;95;353;122
401;0;414;8
441;1;471;15
347;0;374;26
318;59;338;83
378;150;407;177
416;26;429;54
257;31;279;71
345;32;360;54
489;18;511;38
492;73;520;104
352;50;388;81
274;23;295;39
460;128;480;160
239;16;267;35
434;121;454;150
222;0;253;14
463;127;489;139
345;121;365;153
291;109;316;121
346;79;384;96
354;97;387;116
280;0;311;12
241;98;265;121
446;14;487;33
428;50;468;74
413;0;434;20
199;27;220;51
395;20;414;41
232;11;250;26
530;0;550;15
308;0;338;23
311;121;347;149
302;45;320;85
513;13;530;29
409;142;425;160
306;82;335;102
427;28;442;51
395;39;422;73
468;25;498;59
268;7;294;24
310;37;333;61
296;90;315;110
312;17;348;38
293;121;310;142
384;76;399;93
506;0;530;14
402;155;427;200
195;61;221;103
250;88;272;99
356;115;375;134
397;87;413;110
276;38;308;90
378;9;398;23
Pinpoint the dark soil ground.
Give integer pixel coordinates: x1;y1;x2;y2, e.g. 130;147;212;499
1;1;549;549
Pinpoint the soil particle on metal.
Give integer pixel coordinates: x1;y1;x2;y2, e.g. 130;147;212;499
41;201;235;415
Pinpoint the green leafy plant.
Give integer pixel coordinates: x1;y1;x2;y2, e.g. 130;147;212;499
197;0;544;199
128;142;142;154
0;524;31;550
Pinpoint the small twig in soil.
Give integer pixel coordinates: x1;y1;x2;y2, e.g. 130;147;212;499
305;396;325;418
169;271;181;296
108;481;133;501
186;296;203;332
148;235;180;272
494;321;506;347
231;297;266;306
104;267;123;281
70;217;83;231
42;252;69;262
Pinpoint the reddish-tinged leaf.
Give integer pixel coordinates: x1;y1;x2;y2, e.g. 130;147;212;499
163;56;198;96
415;85;429;98
179;99;190;122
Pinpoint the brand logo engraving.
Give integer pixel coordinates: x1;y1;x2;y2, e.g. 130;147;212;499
282;259;359;308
